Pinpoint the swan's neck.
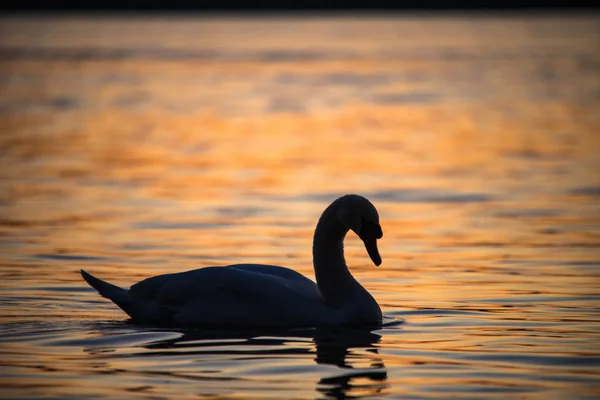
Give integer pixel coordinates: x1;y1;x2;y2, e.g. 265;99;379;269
312;207;359;307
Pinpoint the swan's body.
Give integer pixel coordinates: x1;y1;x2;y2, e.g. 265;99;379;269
81;194;384;328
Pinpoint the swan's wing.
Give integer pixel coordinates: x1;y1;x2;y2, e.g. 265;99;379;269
129;265;327;328
130;264;319;304
83;264;328;327
228;264;320;295
228;264;313;280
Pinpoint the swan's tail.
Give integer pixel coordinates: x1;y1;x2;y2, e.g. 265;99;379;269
81;269;125;299
81;269;134;314
81;269;170;323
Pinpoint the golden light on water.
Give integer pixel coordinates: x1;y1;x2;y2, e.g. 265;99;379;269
0;14;599;399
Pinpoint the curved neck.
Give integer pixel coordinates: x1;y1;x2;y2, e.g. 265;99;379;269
312;206;356;306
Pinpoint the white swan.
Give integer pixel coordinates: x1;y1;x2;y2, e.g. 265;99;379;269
81;194;384;328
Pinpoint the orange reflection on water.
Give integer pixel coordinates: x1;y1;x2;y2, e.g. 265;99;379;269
1;14;599;400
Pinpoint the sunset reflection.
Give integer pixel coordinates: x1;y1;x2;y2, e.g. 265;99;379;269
1;14;599;400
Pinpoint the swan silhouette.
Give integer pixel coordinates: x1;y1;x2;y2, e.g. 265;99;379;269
81;194;383;328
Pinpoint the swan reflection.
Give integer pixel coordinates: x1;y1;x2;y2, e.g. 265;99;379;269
312;328;388;399
83;326;387;399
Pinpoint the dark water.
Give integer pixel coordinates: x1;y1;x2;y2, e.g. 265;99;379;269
1;14;599;399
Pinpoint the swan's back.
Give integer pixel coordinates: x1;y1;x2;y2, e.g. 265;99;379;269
83;265;329;328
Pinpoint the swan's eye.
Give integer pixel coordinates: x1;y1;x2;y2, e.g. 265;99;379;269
359;219;383;240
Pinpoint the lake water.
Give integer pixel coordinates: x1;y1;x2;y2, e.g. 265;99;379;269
1;14;599;399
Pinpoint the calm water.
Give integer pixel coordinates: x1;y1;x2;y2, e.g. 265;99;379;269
1;14;599;399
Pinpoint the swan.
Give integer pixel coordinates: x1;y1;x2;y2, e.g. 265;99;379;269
81;194;384;328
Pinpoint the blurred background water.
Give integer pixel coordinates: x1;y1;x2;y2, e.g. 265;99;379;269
0;13;599;399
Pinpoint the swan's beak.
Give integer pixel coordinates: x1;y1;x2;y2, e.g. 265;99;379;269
363;237;382;266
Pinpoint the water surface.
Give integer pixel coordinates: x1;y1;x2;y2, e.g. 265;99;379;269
1;14;599;399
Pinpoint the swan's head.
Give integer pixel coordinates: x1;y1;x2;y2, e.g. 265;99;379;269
335;194;383;266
